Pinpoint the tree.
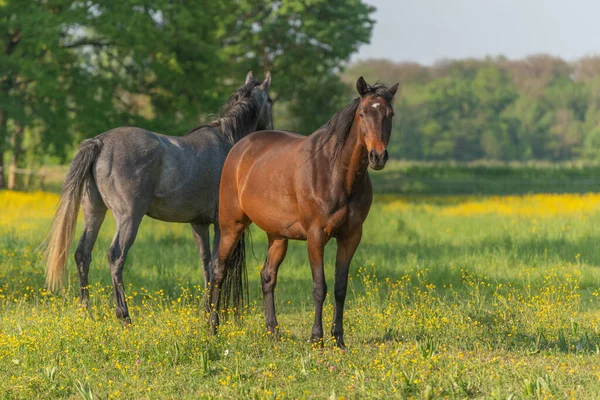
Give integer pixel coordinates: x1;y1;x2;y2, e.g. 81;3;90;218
0;0;375;188
1;0;79;188
219;0;375;132
343;54;600;162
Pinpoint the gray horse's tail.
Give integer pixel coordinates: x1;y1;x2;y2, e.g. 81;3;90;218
44;138;103;291
221;232;248;315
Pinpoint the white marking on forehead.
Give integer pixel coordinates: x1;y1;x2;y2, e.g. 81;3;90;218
371;103;381;108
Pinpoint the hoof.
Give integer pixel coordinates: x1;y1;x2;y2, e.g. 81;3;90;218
209;314;219;335
333;334;346;350
266;327;280;341
78;299;90;311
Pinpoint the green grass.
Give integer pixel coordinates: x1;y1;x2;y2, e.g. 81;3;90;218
2;191;600;398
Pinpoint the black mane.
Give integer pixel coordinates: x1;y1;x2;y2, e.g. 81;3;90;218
319;82;395;162
186;80;262;144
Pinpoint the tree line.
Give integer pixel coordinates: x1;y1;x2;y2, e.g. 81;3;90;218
0;0;374;188
345;55;600;162
5;1;600;192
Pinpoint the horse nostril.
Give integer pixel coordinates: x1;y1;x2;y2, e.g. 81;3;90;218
382;150;388;163
369;150;376;163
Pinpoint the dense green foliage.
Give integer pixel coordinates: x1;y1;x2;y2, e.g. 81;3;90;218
6;1;600;187
346;55;600;162
0;0;374;187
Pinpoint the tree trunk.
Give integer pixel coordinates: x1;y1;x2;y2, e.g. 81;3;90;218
0;110;6;189
7;124;24;190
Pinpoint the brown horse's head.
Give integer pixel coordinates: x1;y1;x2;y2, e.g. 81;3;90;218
355;77;398;170
243;71;273;131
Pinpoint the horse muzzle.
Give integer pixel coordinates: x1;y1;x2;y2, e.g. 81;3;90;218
368;149;388;170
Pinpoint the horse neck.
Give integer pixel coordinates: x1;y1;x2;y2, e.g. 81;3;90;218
331;113;369;195
192;100;258;144
220;116;256;143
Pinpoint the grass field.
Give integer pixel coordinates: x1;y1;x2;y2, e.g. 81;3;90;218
2;190;600;398
371;161;600;196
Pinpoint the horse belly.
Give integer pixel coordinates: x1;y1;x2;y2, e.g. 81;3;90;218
253;217;307;240
149;153;220;223
242;195;306;240
275;221;307;240
146;196;214;223
149;175;217;223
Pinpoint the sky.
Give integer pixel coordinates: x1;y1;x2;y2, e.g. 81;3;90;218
354;0;600;65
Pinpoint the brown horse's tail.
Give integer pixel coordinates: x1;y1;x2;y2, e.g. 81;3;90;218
43;139;103;291
220;232;248;315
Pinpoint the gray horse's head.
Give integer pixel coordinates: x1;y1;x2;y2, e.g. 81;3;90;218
241;71;273;131
216;71;273;143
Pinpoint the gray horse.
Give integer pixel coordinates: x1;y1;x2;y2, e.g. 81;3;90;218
44;71;272;323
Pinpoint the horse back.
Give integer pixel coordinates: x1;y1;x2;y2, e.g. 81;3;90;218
93;126;228;223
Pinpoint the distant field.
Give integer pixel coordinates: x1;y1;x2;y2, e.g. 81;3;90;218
2;190;600;398
28;160;600;196
371;160;600;195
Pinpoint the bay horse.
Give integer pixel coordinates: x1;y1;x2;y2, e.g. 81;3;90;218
44;71;272;324
209;77;398;347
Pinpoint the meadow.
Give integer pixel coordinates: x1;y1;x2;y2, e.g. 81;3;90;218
371;161;600;196
2;188;600;398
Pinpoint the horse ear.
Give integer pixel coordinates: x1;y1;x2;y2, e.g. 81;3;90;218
261;71;271;90
356;76;369;96
388;83;399;97
245;71;254;85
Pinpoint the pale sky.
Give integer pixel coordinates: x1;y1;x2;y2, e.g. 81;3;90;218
355;0;600;65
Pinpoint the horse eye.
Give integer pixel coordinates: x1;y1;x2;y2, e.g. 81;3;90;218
359;112;365;118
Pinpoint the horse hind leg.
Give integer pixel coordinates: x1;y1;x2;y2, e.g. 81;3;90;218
190;222;211;289
107;212;144;324
208;195;249;333
208;221;247;333
74;181;107;308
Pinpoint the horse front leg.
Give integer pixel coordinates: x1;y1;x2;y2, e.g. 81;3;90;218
307;229;330;345
331;227;362;349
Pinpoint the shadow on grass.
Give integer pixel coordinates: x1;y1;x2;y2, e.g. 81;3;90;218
5;229;600;293
372;326;600;355
5;223;600;304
